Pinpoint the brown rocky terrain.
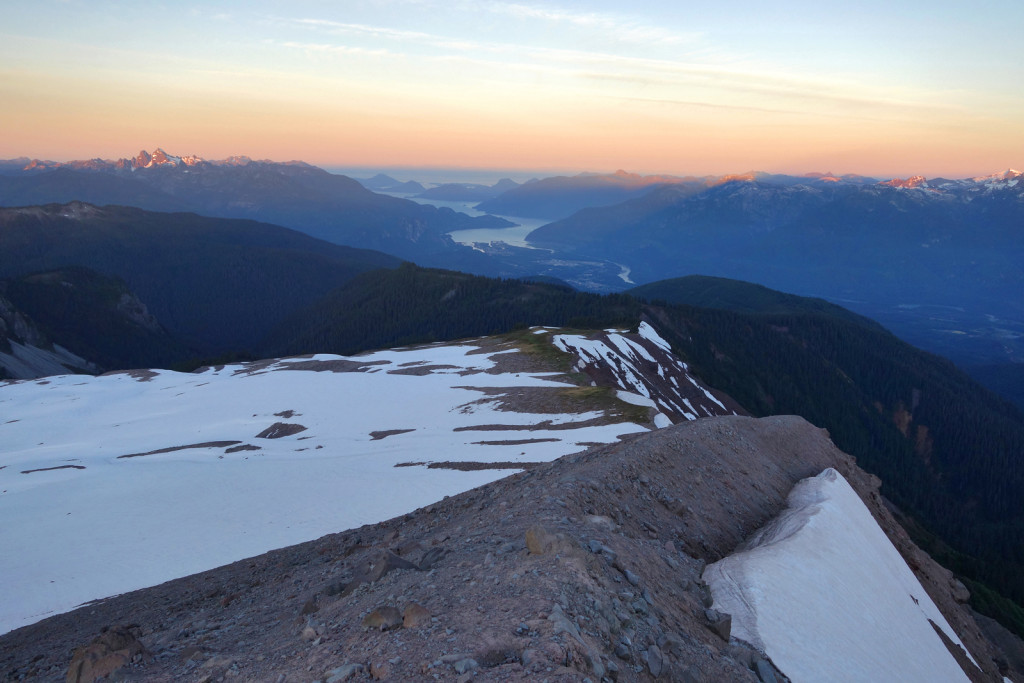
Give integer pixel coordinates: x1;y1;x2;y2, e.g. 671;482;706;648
2;416;1021;682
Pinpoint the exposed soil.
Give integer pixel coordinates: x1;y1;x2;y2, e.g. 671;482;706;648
2;416;1017;683
116;442;243;459
224;444;262;454
369;429;416;441
19;465;86;474
386;365;461;376
427;461;546;472
452;417;626;432
470;439;561;446
256;423;308;439
99;369;158;382
393;461;548;471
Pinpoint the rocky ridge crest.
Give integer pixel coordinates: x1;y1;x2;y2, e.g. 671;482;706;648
1;415;1019;682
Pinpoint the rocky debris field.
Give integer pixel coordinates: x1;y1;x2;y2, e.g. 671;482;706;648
2;416;1020;682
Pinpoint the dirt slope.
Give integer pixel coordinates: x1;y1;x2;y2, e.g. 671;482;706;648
1;416;1018;682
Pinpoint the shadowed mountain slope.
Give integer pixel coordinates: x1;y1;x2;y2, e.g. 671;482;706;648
0;152;511;260
262;264;641;358
476;171;708;219
628;274;883;329
647;303;1024;633
0;203;400;354
0;267;189;375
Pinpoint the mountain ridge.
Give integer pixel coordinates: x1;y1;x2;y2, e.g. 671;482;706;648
1;415;1016;681
0;150;513;260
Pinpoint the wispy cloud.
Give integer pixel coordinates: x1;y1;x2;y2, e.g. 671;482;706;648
481;2;696;47
292;18;437;44
278;41;391;58
288;17;494;53
279;10;969;123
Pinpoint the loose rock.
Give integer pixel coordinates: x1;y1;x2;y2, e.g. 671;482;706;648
362;606;403;631
66;626;145;683
402;602;431;629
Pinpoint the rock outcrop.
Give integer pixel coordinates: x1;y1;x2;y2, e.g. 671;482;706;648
0;416;1019;681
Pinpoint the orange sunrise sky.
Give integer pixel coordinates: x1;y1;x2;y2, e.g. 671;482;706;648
2;0;1022;179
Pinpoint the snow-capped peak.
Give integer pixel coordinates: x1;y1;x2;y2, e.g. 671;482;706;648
880;175;929;189
973;169;1021;182
965;169;1022;192
132;148;204;169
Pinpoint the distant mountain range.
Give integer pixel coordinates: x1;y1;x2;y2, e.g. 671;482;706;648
351;174;522;202
2;152;1021;391
354;173;427;194
528;169;1023;281
527;169;1024;366
0;149;512;260
414;178;520;202
473;170;707;219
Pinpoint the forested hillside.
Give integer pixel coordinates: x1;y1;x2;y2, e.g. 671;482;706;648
1;267;190;371
262;263;640;357
629;274;882;328
0;203;400;354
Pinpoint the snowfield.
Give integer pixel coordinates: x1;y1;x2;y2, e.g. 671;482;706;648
0;339;650;635
704;468;977;683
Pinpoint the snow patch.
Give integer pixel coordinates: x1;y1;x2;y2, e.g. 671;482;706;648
704;468;976;683
638;321;672;351
653;413;673;428
0;340;650;635
615;390;656;408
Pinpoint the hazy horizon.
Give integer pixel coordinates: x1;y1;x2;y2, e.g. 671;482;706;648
3;1;1021;178
4;150;1020;186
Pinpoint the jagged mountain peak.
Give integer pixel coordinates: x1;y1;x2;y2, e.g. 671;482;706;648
880;175;930;189
130;148;204;169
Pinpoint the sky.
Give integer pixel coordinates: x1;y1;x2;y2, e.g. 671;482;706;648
2;0;1022;178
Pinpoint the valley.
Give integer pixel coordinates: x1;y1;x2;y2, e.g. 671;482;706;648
384;166;1024;374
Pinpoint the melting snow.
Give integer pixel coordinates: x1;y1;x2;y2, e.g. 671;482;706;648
653;413;673;428
0;340;649;635
638;321;672;352
704;468;976;683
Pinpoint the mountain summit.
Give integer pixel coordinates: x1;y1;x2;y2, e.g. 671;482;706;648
131;148;202;169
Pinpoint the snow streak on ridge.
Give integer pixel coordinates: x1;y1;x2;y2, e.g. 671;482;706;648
704;468;976;683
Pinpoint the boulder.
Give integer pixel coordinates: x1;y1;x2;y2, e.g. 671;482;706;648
66;626;145;683
342;550;419;596
704;609;732;641
646;644;664;677
362;606;403;631
525;526;573;555
403;602;432;629
325;663;364;683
